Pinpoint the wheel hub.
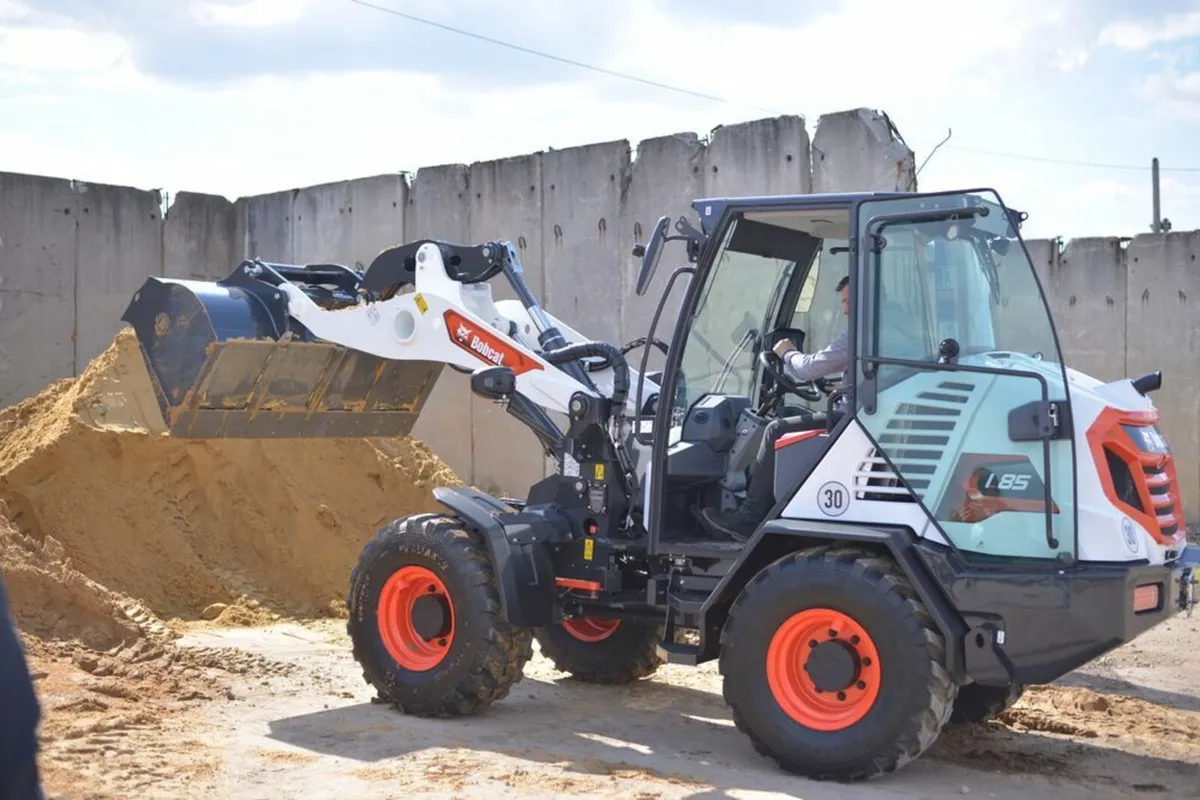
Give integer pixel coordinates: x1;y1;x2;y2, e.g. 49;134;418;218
410;593;451;641
804;639;860;693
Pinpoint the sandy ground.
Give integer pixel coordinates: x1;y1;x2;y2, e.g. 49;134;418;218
6;328;1200;798
24;612;1200;800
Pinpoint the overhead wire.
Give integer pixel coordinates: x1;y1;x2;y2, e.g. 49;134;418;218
343;0;1200;173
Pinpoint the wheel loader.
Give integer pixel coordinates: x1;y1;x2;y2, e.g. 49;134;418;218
121;187;1199;781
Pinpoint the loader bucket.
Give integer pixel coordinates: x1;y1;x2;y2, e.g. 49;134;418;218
119;273;443;439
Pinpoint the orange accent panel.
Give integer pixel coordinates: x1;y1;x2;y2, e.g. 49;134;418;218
443;310;544;375
555;577;602;592
775;429;823;451
766;608;881;731
1085;406;1186;546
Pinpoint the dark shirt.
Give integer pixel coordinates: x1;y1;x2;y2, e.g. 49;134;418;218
0;576;41;798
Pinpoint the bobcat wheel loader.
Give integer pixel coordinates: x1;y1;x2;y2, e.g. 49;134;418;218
121;188;1199;782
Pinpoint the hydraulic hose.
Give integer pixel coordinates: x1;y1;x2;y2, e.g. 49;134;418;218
543;341;630;408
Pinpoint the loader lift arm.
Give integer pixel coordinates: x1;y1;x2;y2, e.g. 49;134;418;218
122;238;641;450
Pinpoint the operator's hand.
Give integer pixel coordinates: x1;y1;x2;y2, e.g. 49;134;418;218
772;339;795;358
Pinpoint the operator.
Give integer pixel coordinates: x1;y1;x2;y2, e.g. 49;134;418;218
0;575;44;800
699;275;850;542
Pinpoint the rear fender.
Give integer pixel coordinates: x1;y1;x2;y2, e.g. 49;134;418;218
700;519;969;681
432;486;557;628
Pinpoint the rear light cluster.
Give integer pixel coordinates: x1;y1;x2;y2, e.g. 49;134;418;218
1133;583;1162;614
1086;407;1186;547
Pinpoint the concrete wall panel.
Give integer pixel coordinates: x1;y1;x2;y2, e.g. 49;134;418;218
467;154;547;496
1041;238;1128;383
701;116;811;197
347;175;408;268
1126;232;1200;520
812;109;915;193
0;173;78;405
72;183;163;372
292;181;352;266
162;192;238;281
404;165;474;485
618;133;706;373
240;190;294;264
542;140;631;346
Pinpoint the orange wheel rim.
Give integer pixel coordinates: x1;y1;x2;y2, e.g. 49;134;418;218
562;617;621;642
377;565;455;671
766;607;881;731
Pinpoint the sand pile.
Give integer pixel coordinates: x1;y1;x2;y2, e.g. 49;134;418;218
0;326;461;627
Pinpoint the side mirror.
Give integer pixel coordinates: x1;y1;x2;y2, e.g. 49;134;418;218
635;215;672;297
470;366;516;400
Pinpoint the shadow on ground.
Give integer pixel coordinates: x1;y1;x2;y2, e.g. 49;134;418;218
264;670;1197;799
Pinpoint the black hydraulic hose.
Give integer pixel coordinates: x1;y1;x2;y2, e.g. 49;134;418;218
586;336;669;372
543;341;630;408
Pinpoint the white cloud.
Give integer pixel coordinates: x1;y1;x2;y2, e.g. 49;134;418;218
1144;65;1200;120
188;0;311;28
1097;10;1200;50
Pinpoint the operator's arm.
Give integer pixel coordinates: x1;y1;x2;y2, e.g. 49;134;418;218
782;328;849;381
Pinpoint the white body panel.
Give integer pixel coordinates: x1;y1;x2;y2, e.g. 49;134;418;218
777;352;1182;566
779;419;950;547
279;242;658;418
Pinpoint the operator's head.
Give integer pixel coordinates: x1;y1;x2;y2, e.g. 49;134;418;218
836;275;849;316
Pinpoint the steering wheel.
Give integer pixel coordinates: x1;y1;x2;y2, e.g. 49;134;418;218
757;329;824;404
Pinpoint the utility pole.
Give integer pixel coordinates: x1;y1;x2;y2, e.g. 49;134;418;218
1151;157;1161;233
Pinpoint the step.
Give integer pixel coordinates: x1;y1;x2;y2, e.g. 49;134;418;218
656;640;700;666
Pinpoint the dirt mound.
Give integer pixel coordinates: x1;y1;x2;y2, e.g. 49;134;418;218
999;684;1200;746
932;684;1200;793
0;511;151;651
0;326;461;625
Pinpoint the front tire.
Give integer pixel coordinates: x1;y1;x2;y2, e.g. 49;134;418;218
534;616;664;684
719;546;956;781
346;513;533;717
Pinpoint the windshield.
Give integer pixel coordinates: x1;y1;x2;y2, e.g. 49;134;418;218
667;214;829;436
860;191;1060;367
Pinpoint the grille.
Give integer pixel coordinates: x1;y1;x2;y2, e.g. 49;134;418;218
858;379;977;502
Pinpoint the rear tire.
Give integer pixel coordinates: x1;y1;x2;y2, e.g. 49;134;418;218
719;546;956;781
949;682;1025;724
534;616;664;684
346;513;533;718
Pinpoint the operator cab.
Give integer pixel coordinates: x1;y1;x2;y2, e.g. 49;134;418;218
635;206;855;548
633;189;1079;567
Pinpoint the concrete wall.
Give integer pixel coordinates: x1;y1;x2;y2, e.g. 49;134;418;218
2;106;1198;524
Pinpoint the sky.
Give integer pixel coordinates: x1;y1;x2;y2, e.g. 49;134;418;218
1;0;1198;242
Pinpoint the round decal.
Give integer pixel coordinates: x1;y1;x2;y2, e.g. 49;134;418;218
817;481;850;517
1121;518;1139;554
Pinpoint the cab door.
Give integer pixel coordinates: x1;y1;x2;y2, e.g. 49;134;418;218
852;191;1077;564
